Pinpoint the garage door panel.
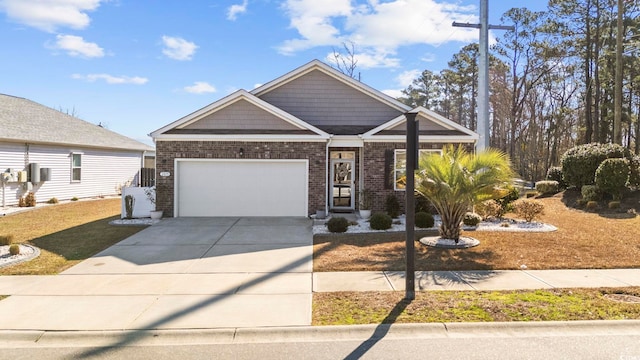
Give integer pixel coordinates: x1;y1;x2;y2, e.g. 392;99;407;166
176;160;308;217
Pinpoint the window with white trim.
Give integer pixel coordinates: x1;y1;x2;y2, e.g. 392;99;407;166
71;153;82;182
394;149;441;190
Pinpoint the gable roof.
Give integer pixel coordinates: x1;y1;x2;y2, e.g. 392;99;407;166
0;94;153;152
251;59;411;114
362;106;479;143
150;89;330;141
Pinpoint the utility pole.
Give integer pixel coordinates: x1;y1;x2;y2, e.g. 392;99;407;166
614;0;623;145
453;0;513;151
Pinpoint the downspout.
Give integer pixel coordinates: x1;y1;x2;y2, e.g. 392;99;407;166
325;135;334;215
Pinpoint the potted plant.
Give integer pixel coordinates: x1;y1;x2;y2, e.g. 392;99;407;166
359;188;374;219
144;186;163;220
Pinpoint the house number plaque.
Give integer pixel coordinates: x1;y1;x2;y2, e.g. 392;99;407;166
160;172;170;177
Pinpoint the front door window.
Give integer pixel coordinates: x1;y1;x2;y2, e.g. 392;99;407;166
330;152;355;210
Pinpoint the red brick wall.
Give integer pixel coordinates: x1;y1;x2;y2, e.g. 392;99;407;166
155;141;326;217
362;142;472;213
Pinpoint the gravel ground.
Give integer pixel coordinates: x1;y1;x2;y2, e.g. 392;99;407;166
0;244;40;269
312;215;557;235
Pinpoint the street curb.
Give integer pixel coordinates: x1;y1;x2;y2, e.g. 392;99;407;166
3;320;640;348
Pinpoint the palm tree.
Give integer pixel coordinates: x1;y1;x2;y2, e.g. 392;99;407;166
415;145;514;242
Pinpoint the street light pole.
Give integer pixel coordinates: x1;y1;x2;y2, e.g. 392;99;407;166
404;111;419;301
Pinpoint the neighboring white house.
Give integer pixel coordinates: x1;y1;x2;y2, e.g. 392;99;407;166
0;94;154;207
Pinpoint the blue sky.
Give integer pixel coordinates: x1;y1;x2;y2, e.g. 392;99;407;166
0;0;546;146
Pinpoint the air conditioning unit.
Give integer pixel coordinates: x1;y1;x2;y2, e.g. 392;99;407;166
40;168;52;182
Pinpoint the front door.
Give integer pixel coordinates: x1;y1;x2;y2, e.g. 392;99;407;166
330;152;355;210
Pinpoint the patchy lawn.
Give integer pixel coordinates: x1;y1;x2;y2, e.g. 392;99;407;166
0;199;146;275
314;192;640;272
313;288;640;325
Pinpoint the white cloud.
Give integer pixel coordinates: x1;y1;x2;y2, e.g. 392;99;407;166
279;0;478;68
161;36;198;61
396;69;421;88
72;73;148;85
227;0;248;21
53;34;104;58
184;81;216;94
0;0;103;32
277;0;352;55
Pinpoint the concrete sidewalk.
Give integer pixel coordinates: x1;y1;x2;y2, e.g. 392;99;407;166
3;268;640;297
313;268;640;292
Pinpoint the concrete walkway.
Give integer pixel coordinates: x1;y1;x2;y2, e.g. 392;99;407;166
313;269;640;292
0;217;313;331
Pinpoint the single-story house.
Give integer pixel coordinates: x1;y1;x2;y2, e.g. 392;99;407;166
150;60;477;217
0;94;154;207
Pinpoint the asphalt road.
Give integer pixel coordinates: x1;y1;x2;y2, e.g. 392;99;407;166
4;333;640;360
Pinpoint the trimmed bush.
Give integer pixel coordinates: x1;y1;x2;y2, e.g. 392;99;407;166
9;244;20;256
385;194;401;218
463;212;482;226
415;211;434;228
326;217;349;233
525;191;537;198
495;185;519;217
546;166;566;188
513;199;545;222
0;235;14;246
475;200;502;219
595;158;630;200
71;197;79;201
47;197;59;204
535;180;560;195
415;195;433;214
25;192;36;207
581;185;601;202
608;201;621;210
561;142;630;189
586;201;599;211
370;212;392;230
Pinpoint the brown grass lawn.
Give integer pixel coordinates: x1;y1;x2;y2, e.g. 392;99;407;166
314;191;640;272
0;199;146;275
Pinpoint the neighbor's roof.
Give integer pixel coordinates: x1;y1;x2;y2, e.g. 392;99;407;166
0;94;153;152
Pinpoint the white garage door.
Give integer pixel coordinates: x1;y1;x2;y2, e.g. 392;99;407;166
176;159;308;217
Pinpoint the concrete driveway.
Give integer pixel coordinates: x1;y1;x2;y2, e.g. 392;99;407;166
0;217;313;330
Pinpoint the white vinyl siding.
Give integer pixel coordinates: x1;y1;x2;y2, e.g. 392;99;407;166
394;149;442;190
0;142;144;206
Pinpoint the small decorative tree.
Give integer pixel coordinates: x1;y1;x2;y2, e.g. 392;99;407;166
415;145;514;243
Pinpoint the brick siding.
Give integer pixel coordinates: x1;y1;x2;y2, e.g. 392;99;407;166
155;141;326;217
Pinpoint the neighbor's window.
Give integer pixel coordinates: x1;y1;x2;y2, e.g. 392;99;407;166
394;149;441;190
71;153;82;182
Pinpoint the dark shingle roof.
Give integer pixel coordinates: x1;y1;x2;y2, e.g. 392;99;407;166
0;94;153;152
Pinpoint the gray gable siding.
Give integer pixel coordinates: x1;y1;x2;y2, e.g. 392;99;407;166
258;70;402;129
387;116;450;132
181;99;300;131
